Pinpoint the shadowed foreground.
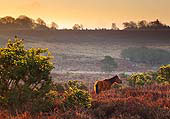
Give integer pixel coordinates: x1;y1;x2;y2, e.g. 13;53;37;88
1;84;170;119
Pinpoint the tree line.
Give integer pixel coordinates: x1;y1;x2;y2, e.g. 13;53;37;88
0;15;170;31
0;15;58;30
122;19;170;30
73;19;170;30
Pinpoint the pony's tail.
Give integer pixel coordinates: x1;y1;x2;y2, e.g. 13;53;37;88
95;84;99;94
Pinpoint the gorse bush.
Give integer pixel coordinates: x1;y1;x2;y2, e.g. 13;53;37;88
52;83;65;93
121;47;170;66
100;56;118;72
157;64;170;84
31;89;58;112
0;38;55;112
64;80;88;91
64;80;92;108
128;72;157;87
128;65;170;87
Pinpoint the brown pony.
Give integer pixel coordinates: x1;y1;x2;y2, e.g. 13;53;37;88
94;75;122;94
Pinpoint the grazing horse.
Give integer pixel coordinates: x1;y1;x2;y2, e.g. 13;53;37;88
94;75;122;94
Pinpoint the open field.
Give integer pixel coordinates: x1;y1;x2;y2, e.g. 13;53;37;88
1;30;170;73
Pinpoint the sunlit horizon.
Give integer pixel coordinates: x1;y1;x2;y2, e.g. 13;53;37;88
0;0;170;29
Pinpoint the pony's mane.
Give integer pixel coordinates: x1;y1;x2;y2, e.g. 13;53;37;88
104;75;118;81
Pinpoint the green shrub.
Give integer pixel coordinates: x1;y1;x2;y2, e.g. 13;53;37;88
52;83;65;93
100;56;118;72
64;80;88;91
128;64;170;87
0;38;55;112
31;90;58;112
64;80;91;108
128;72;156;87
157;64;170;84
121;47;170;66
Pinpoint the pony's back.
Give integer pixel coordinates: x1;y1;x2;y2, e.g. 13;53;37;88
94;80;111;94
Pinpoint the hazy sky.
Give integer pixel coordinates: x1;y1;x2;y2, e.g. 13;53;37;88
0;0;169;29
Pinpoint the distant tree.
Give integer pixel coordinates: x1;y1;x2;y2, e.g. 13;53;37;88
138;20;148;29
101;28;107;30
36;18;46;26
146;19;170;30
0;16;15;24
0;15;60;30
123;22;129;29
15;15;35;29
100;56;118;72
122;19;170;30
34;18;49;30
50;22;58;30
73;24;83;30
123;21;137;30
128;21;137;29
148;19;165;29
80;24;84;30
15;15;34;25
121;47;170;66
111;23;119;30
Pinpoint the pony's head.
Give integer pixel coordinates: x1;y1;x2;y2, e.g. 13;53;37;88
112;75;122;84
